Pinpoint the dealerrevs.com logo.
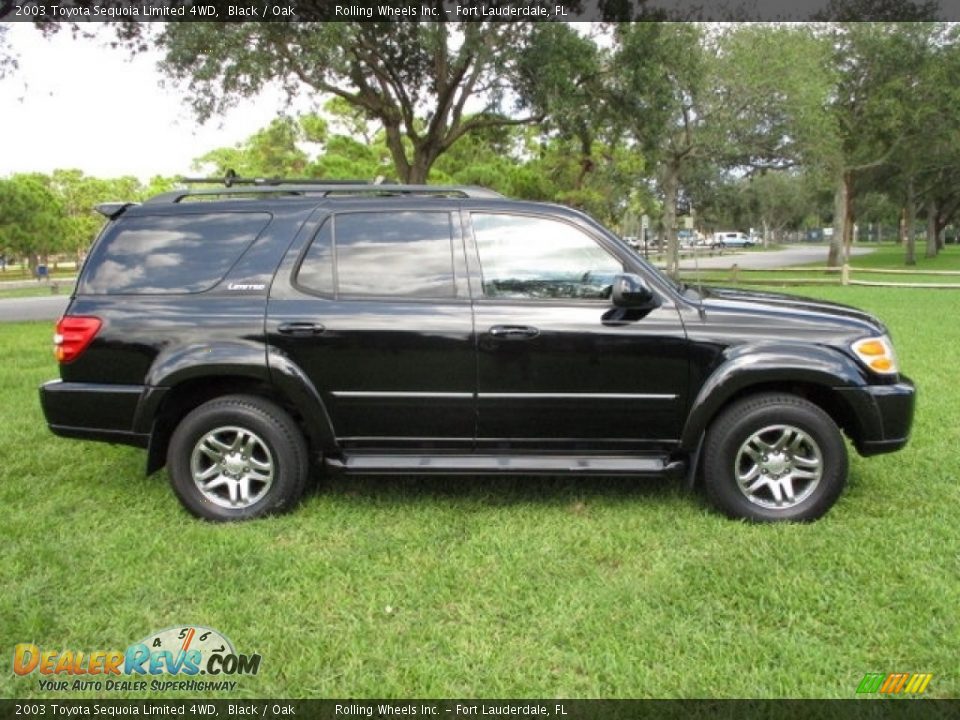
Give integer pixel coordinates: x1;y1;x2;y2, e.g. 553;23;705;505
13;626;261;693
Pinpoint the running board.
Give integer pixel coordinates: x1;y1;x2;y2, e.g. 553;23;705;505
325;454;684;476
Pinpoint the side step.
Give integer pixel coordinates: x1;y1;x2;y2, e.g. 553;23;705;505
325;453;684;476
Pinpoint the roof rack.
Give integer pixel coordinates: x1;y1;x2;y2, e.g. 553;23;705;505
144;183;504;204
178;170;371;187
145;170;504;202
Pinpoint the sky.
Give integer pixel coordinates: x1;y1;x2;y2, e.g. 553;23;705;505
0;24;295;181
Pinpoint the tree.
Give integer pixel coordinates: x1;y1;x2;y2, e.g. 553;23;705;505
812;23;939;265
612;23;832;275
151;21;568;183
0;26;15;79
49;169;112;263
514;23;612;197
893;24;960;260
193;109;395;182
193;116;309;178
612;23;706;275
746;172;817;245
811;22;960;266
0;174;67;274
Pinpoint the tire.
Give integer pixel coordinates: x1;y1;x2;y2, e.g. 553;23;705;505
702;393;847;522
167;394;310;521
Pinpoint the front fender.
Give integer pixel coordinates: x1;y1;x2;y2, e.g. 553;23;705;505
680;343;870;451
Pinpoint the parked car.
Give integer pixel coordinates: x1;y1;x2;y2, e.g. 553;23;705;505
40;181;914;522
713;231;754;248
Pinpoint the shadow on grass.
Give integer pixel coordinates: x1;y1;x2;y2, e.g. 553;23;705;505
312;472;690;508
133;458;693;519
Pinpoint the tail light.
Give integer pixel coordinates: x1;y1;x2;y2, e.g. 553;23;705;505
54;316;102;363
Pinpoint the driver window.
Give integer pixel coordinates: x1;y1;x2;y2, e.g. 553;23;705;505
472;213;623;300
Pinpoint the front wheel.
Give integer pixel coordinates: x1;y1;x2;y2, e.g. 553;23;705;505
702;393;848;522
167;394;310;521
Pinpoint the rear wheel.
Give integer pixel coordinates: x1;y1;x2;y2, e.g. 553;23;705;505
167;395;309;521
703;393;847;522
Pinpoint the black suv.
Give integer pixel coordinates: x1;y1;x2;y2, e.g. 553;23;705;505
40;183;915;522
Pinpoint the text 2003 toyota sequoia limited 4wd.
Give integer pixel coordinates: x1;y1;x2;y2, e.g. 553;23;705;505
40;181;915;522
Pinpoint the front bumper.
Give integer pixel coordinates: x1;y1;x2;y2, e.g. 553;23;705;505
39;380;149;448
836;377;916;457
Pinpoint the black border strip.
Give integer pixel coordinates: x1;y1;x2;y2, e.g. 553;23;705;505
1;0;957;23
1;699;959;720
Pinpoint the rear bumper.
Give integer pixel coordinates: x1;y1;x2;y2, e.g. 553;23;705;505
39;380;149;448
836;377;916;457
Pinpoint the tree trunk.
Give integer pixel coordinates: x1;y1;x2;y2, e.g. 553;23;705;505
383;122;412;182
573;133;594;194
905;179;916;266
407;138;445;184
827;172;849;267
661;162;680;278
408;156;431;184
842;171;855;264
925;199;938;259
762;218;770;248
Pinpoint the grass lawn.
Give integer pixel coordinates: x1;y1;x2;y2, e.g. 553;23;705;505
0;285;72;300
0;267;79;282
1;285;958;700
681;242;960;287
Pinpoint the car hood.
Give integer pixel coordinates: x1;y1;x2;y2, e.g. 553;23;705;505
696;285;886;336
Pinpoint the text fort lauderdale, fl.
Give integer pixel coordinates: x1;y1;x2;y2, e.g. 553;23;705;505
334;4;569;17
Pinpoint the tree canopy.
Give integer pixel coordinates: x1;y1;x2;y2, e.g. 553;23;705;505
5;20;960;269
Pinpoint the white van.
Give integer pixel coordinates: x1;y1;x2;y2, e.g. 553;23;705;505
712;232;753;248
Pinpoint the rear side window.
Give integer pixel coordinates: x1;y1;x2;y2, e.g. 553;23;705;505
296;211;456;299
80;212;270;294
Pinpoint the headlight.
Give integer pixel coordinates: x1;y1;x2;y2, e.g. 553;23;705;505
851;335;899;375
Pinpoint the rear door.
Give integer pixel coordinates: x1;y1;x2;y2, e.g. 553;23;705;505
266;201;476;448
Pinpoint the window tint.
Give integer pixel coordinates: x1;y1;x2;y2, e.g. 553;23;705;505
80;212;270;294
333;212;455;298
296;219;334;295
472;214;622;300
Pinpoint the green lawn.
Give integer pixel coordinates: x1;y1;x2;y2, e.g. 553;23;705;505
1;286;958;699
681;242;960;287
0;267;79;281
0;284;72;300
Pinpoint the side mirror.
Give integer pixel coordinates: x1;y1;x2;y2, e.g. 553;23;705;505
612;273;655;308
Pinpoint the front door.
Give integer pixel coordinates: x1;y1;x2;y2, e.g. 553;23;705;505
465;211;688;453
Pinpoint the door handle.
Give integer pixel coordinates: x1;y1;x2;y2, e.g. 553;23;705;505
278;322;325;336
488;325;540;339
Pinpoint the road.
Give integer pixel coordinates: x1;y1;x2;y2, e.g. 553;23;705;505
675;243;873;270
0;296;70;323
0;244;875;323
